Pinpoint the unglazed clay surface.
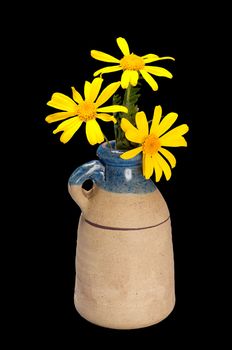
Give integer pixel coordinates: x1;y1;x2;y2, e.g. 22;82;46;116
68;142;175;329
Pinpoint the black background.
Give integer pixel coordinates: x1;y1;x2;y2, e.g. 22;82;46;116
7;3;218;345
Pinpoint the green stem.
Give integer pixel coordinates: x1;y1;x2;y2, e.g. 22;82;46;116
114;122;118;145
125;84;131;107
104;133;113;151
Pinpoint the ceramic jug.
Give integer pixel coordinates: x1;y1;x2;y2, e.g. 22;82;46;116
68;141;175;329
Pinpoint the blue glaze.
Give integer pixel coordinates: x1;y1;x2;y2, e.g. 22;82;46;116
68;160;105;186
68;141;156;194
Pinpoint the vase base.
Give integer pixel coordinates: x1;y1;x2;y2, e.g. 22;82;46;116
74;295;175;330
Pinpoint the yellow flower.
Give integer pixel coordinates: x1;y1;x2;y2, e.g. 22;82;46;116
91;37;174;91
120;106;189;181
45;78;127;144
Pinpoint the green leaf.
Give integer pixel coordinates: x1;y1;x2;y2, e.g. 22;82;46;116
112;93;122;105
112;83;142;150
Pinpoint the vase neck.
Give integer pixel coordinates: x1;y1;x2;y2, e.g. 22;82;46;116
96;142;156;194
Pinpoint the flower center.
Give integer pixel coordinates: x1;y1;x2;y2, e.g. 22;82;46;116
120;54;145;71
77;101;97;121
142;134;161;156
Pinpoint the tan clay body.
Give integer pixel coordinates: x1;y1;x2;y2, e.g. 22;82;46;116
69;185;175;329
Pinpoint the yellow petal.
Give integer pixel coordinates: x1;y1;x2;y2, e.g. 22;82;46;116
84;81;91;100
160;124;189;146
143;154;153;179
126;129;146;144
143;54;175;64
96;105;128;113
150;105;162;135
121;70;131;89
158;147;176;168
97;113;116;123
45;111;76;123
160;135;188;147
59;126;81;143
157;112;178;136
93;65;122;77
120;118;145;144
145;66;173;78
59;130;76;143
71;87;83;104
91;50;120;63
121;118;133;132
120;146;143;160
142;152;145;176
53;117;82;133
140;70;158;91
135;111;148;136
95;81;121;107
155;153;172;180
160;123;189;147
142;54;159;62
116;37;130;56
55;119;82;144
85;119;104;145
152;155;163;182
88;78;103;102
47;93;77;112
130;70;139;86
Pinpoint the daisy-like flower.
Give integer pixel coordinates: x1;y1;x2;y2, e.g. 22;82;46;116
91;37;174;91
120;106;189;181
45;78;128;145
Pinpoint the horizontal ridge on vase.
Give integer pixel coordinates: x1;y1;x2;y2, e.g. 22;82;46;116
68;140;175;330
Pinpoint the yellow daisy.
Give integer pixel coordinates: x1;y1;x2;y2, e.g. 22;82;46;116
91;37;175;91
45;78;128;145
120;106;189;181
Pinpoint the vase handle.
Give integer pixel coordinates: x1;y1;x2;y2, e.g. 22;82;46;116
68;160;105;213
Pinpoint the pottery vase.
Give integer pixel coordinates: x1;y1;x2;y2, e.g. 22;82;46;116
68;141;175;329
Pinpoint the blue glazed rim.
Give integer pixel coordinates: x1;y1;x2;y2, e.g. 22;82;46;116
96;141;142;167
